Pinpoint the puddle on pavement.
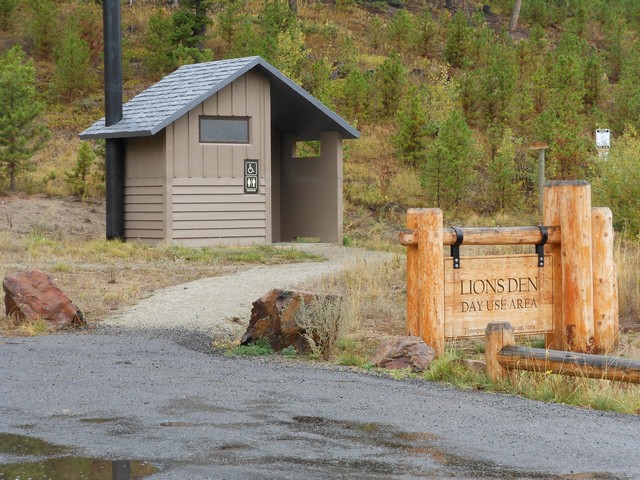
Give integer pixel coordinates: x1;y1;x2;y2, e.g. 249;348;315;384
280;416;623;479
0;458;160;480
0;433;67;457
0;433;160;480
80;418;119;424
159;421;196;427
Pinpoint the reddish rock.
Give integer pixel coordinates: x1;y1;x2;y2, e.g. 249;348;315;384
370;336;436;372
3;270;85;330
240;289;338;353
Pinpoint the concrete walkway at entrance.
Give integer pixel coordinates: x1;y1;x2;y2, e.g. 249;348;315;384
102;244;396;341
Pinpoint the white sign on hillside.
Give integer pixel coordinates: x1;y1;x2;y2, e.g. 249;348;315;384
596;129;610;149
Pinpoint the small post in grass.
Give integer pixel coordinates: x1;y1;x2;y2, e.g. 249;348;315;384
485;322;515;383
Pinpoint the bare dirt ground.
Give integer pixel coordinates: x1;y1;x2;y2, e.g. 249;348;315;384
0;193;106;240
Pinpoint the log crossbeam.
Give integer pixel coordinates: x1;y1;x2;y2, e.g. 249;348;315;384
399;226;561;247
497;345;640;383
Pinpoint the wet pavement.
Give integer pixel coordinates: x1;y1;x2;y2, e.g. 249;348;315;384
1;332;638;479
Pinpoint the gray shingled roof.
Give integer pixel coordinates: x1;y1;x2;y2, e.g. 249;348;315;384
79;56;359;141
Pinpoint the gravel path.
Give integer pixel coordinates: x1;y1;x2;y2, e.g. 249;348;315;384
101;244;396;342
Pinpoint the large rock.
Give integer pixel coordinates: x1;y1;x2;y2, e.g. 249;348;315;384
240;289;339;353
3;270;85;330
370;336;436;372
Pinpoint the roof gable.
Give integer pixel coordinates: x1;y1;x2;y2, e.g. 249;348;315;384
79;56;359;141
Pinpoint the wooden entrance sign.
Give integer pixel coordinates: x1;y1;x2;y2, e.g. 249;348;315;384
400;181;618;357
444;255;554;338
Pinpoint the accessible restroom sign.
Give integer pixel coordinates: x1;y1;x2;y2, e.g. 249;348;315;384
244;159;259;194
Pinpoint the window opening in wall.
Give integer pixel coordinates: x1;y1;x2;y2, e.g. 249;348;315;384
199;116;250;144
295;140;321;158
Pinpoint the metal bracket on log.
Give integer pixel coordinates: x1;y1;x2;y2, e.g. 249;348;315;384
451;226;463;269
535;225;548;267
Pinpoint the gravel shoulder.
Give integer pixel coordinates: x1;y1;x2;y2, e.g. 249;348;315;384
100;243;396;342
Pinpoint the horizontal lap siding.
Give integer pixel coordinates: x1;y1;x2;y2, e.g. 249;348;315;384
124;179;165;242
172;178;266;246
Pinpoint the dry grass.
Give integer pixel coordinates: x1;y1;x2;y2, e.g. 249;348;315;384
0;231;322;337
299;253;407;359
616;236;640;327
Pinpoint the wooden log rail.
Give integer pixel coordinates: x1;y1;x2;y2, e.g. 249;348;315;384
399;225;562;247
485;322;639;383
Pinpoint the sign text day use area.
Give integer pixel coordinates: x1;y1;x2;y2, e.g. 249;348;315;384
443;254;554;338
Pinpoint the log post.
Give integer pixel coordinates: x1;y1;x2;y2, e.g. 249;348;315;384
417;209;445;356
550;180;595;352
485;322;515;383
543;184;563;349
591;207;618;352
406;209;420;337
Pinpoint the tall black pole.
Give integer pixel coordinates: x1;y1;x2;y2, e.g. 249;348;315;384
104;0;124;240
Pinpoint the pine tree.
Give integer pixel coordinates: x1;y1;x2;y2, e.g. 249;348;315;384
582;50;606;113
145;8;174;78
258;0;296;62
0;46;50;192
411;8;440;58
338;68;371;124
172;0;213;51
393;87;429;168
421;110;479;211
387;10;414;49
537;32;591;179
217;0;246;55
374;51;407;119
612;46;640;133
28;0;59;58
486;128;523;212
52;28;94;101
444;11;469;69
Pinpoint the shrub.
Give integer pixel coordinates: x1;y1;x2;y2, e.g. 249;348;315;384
64;142;95;197
592;127;640;236
296;296;346;359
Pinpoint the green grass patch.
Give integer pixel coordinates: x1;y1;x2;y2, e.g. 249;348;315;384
226;339;275;356
7;236;324;266
422;350;491;390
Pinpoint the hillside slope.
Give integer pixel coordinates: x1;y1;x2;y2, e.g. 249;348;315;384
0;0;639;233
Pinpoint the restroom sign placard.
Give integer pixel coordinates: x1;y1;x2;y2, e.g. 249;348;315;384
244;159;259;194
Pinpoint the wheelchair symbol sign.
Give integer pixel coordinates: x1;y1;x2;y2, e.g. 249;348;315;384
245;160;258;176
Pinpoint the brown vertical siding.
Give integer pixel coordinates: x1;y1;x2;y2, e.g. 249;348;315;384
166;71;270;246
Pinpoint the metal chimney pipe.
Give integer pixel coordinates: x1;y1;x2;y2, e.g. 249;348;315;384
103;0;125;240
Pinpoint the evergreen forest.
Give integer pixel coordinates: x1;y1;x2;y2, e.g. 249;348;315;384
0;0;639;236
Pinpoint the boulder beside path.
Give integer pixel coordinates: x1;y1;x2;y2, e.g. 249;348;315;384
370;336;436;372
240;288;338;353
3;270;85;330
